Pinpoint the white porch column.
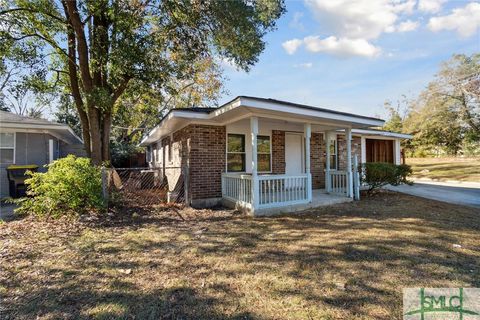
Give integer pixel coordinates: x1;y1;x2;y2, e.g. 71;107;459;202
250;117;259;211
48;139;54;164
304;123;312;202
346;128;353;198
325;131;331;192
394;138;401;165
360;136;366;163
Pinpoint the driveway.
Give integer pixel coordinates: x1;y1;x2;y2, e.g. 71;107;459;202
386;180;480;208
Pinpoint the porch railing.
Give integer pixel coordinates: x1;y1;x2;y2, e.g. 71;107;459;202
327;170;348;196
258;174;308;208
221;173;252;206
221;173;309;210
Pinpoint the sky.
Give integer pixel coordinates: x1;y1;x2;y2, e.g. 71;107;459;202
219;0;480;119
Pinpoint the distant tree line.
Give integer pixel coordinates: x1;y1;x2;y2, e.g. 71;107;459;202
383;54;480;157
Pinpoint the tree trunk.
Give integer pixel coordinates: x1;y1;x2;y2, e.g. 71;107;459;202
87;105;103;165
101;112;112;163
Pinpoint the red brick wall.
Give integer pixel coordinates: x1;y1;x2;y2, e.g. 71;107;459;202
272;130;285;174
311;132;326;189
156;124;226;201
188;125;226;200
337;135;361;171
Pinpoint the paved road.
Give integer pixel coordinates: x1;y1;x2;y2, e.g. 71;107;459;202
386;180;480;209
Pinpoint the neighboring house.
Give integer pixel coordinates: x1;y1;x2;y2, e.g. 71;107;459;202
140;96;411;215
0;111;85;198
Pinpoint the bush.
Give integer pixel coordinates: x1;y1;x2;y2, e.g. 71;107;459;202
16;155;105;217
360;162;412;193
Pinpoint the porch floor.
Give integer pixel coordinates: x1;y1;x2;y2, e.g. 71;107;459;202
255;189;353;216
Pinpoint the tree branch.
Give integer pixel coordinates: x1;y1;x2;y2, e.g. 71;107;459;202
62;0;91;156
112;76;131;104
64;0;93;91
9;33;70;60
0;7;65;24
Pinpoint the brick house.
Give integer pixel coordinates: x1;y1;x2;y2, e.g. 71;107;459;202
140;96;411;215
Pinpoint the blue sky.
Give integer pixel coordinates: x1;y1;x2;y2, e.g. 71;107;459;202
219;0;480;119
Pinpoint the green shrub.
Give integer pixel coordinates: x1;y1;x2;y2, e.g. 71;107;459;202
360;162;412;193
16;155;105;217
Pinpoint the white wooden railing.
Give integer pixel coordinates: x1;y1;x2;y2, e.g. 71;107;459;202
258;174;309;208
222;173;309;210
328;170;348;196
222;173;252;206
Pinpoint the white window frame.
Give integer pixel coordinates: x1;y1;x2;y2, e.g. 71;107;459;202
0;132;16;164
257;134;272;173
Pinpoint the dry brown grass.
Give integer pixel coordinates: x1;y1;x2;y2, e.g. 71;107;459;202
406;157;480;182
1;191;479;320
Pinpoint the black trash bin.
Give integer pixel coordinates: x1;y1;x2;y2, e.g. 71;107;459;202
6;165;39;198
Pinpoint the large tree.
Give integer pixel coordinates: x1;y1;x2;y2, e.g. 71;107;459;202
403;54;480;156
0;0;285;164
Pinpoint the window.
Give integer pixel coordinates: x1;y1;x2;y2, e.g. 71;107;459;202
329;136;338;170
146;145;152;163
153;145;157;163
257;135;271;172
227;134;245;172
0;132;14;164
168;140;172;163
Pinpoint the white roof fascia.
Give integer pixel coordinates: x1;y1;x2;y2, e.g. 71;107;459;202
0;122;83;144
140;97;388;145
350;128;412;139
237;97;384;127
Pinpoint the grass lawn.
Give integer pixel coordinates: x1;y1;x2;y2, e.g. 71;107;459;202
1;191;479;319
406;157;480;182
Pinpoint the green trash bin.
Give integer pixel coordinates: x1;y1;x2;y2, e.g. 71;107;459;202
6;165;39;198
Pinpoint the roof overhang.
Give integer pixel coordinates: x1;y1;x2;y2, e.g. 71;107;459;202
0;122;83;144
350;128;412;139
140;96;385;146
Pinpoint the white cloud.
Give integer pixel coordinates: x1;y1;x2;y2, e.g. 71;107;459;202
304;0;416;40
282;39;303;55
396;20;420;32
303;36;381;58
289;12;305;31
418;0;446;13
428;2;480;38
294;62;313;68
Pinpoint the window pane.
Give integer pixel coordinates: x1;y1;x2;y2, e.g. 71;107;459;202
0;133;14;148
329;141;336;155
330;155;337;170
227;134;245;153
227;153;245;172
258;154;271;172
257;136;270;153
0;149;14;164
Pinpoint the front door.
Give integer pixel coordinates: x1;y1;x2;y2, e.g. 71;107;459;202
285;133;304;188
